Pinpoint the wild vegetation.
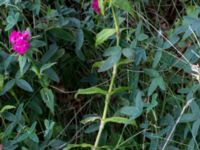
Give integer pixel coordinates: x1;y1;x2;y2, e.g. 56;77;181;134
0;0;200;150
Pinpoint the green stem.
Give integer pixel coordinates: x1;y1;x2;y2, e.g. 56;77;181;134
93;6;120;150
112;6;120;46
1;116;6;128
93;64;117;149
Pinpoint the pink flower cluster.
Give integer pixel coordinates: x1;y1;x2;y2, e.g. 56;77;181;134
9;31;31;55
92;0;100;14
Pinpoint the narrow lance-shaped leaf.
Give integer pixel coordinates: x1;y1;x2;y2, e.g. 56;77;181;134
111;86;129;95
0;105;16;114
16;79;34;92
152;50;162;68
96;28;116;46
18;56;27;76
75;29;85;60
40;88;55;114
81;116;101;124
105;117;136;125
63;143;93;150
0;79;15;95
148;78;159;96
40;62;57;74
75;87;107;98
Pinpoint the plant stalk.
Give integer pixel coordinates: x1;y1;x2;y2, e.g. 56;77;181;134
93;6;120;150
93;64;117;149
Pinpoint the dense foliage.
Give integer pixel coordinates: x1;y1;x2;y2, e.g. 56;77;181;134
1;0;200;150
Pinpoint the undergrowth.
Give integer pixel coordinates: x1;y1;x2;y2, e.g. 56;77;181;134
0;0;200;150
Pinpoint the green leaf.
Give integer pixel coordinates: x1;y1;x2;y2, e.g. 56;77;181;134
137;33;149;41
44;119;55;140
98;52;121;72
40;62;57;74
191;119;200;138
152;50;162;68
104;46;121;57
84;123;99;134
146;94;158;113
5;12;20;31
92;61;105;69
13;122;38;144
98;46;122;72
120;106;142;119
157;77;166;91
32;0;41;15
144;69;160;78
0;79;15;95
45;68;60;82
40;88;55;114
31;65;40;77
112;0;133;14
75;29;85;60
41;44;58;63
135;47;146;65
81;115;101;124
18;56;27;76
148;78;159;96
63;143;93;150
15;103;24;122
180;113;197;123
135;21;142;37
122;48;134;59
135;91;144;110
4;122;16;137
4;55;14;70
49;28;74;41
29;132;39;143
111;86;129;95
0;105;16;114
13;132;29;144
28;122;39;143
16;79;33;92
117;59;134;66
190;101;200;116
31;39;46;48
105;117;134;124
75;87;107;98
163;35;180;49
96;28;116;46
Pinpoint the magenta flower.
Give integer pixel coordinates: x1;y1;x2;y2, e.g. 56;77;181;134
9;30;31;55
9;31;22;44
22;31;31;41
12;39;30;55
92;0;100;14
